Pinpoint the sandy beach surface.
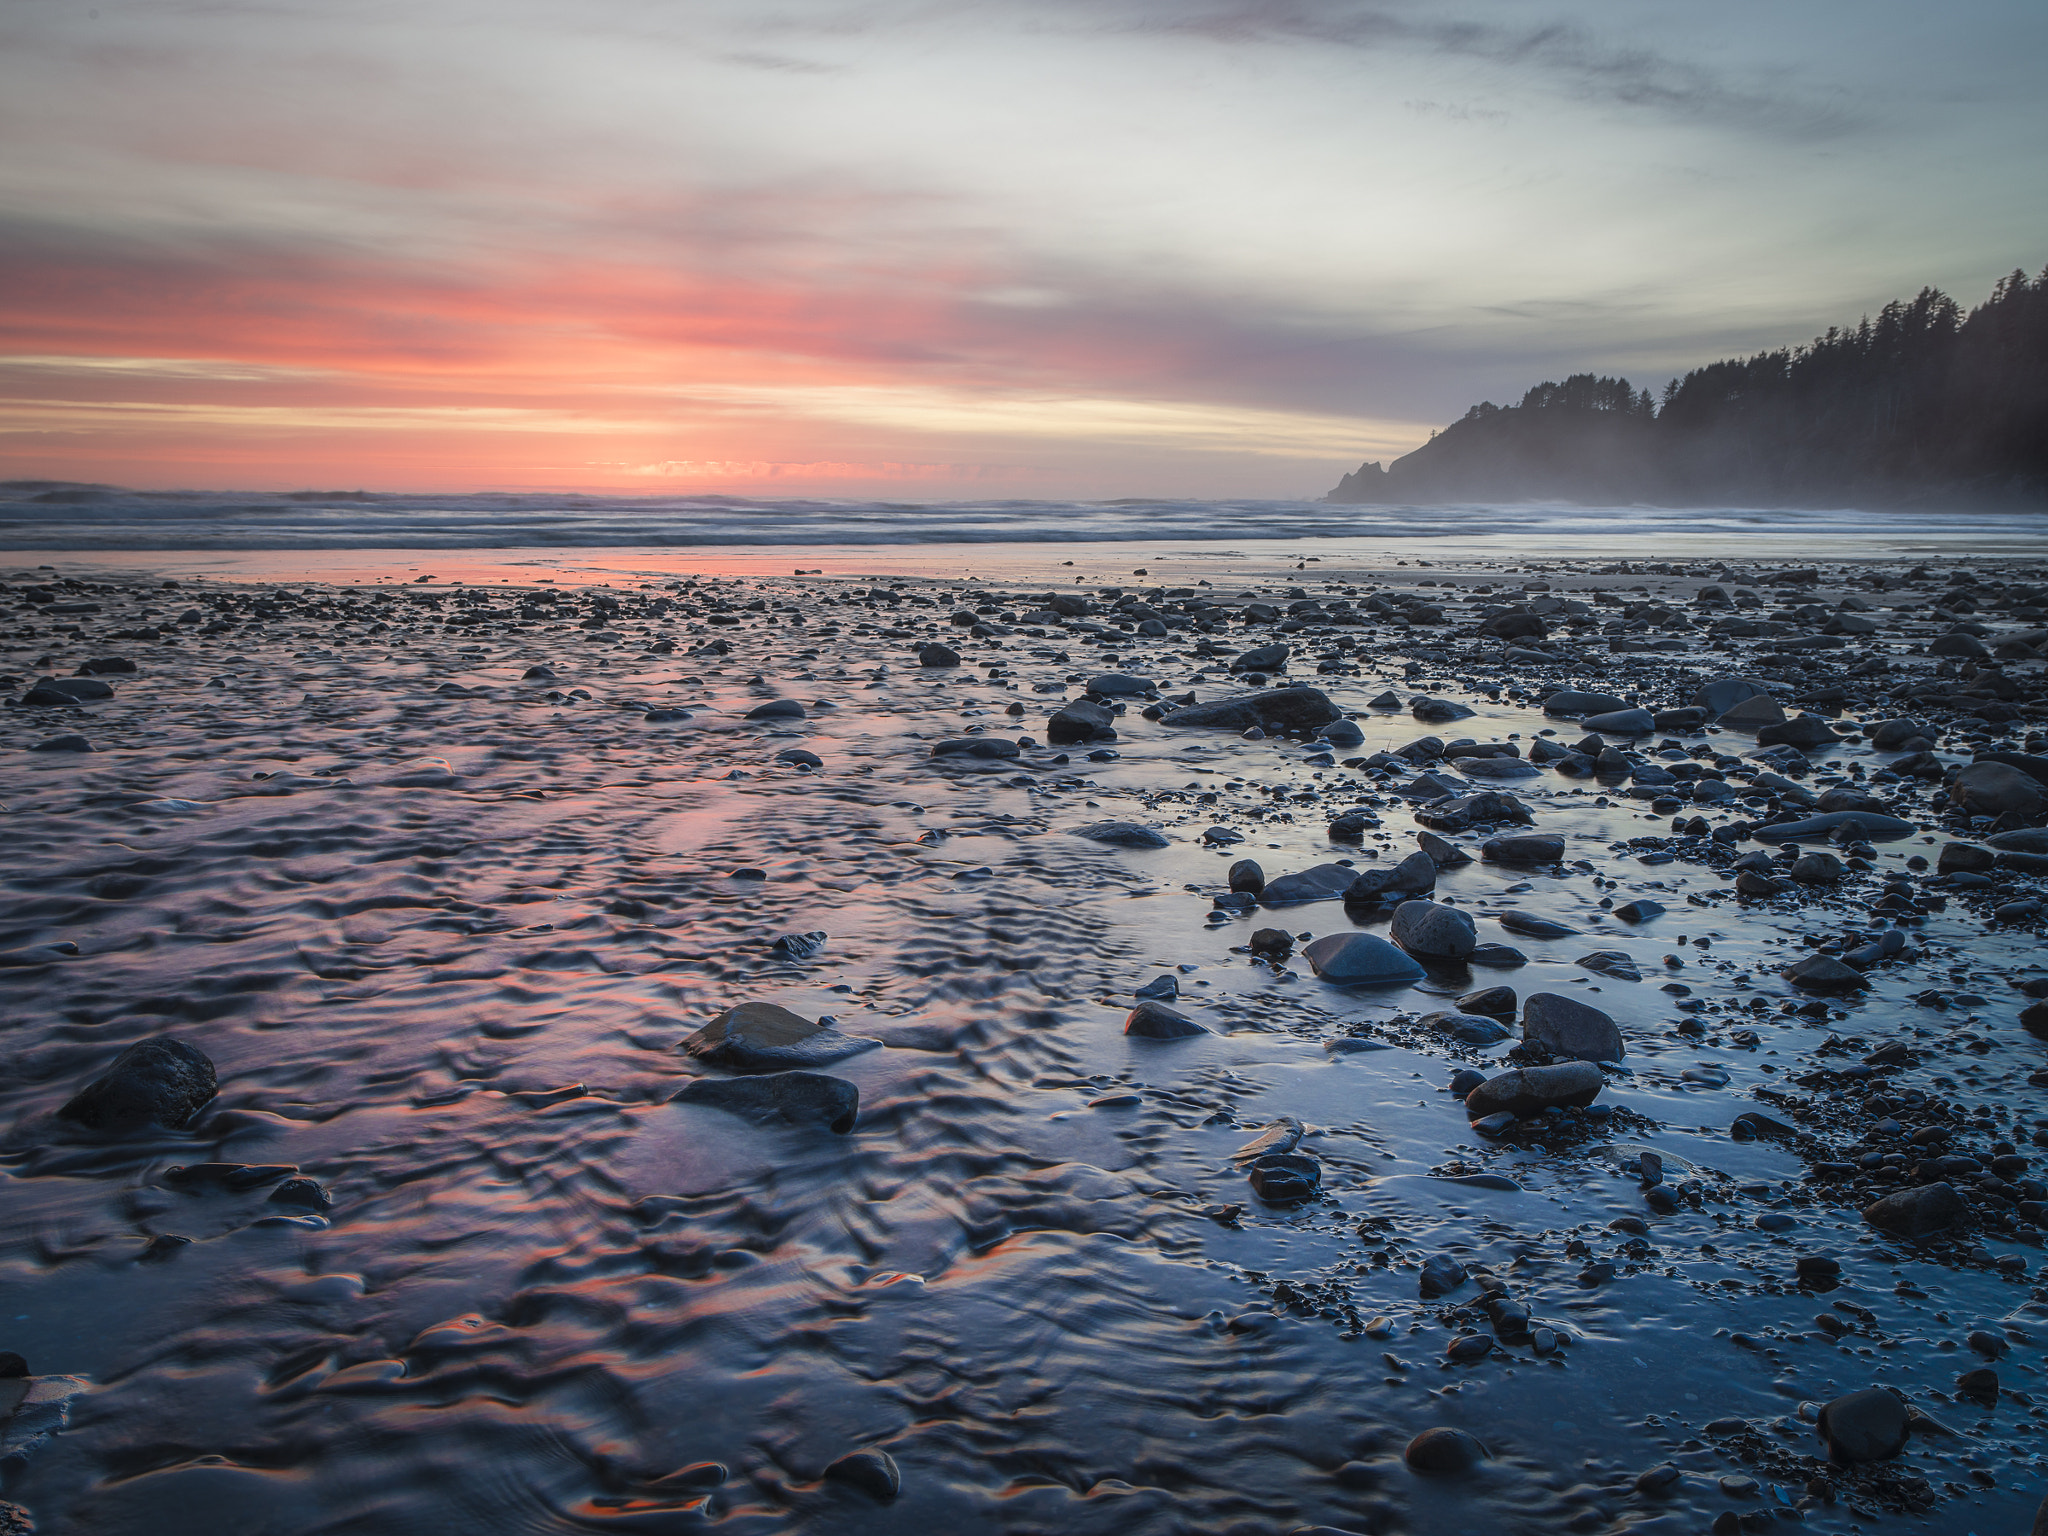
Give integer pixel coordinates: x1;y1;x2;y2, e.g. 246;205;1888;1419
4;539;2048;1535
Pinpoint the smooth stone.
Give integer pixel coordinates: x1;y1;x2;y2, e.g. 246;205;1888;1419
1575;949;1641;982
1582;707;1655;734
1716;693;1787;729
30;735;94;752
58;1036;217;1132
1468;944;1528;968
1404;1427;1488;1474
1465;1061;1604;1120
1231;643;1291;672
824;1449;901;1500
1458;755;1542;780
1816;1388;1909;1464
1497;911;1576;939
1302;932;1426;986
1390;899;1476;959
1074;821;1170;848
930;737;1019;759
23;676;114;704
1751;811;1914;842
1695;676;1772;715
1612;898;1664;922
768;931;828;960
1247;1151;1321;1202
1542;690;1629;718
744;699;805;720
1086;672;1154;696
1421;1010;1514;1044
1758;716;1844;750
1161;686;1341;732
1260;864;1358;905
775;748;824;768
1228;859;1266;894
1047;699;1116;745
1522;993;1625;1061
1134;974;1178;1001
1951;761;2046;816
683;1002;881;1073
1124;1001;1207;1038
1862;1182;1966;1238
1343;850;1437;904
671;1071;859;1133
1784;955;1870;991
1455;986;1516;1018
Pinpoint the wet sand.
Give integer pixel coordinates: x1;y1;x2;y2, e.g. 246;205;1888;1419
3;544;2047;1535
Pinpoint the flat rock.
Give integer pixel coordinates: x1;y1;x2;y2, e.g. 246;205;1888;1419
1421;1010;1513;1043
1260;863;1357;905
1087;672;1154;696
1751;810;1915;842
1074;821;1170;848
1582;707;1655;734
1465;1061;1604;1120
1047;699;1116;745
1952;761;2046;817
1343;850;1437;904
1498;911;1577;940
683;1002;882;1074
671;1071;859;1133
1161;687;1340;732
1301;932;1425;985
930;737;1019;759
1482;833;1564;863
1784;955;1870;991
1543;690;1629;718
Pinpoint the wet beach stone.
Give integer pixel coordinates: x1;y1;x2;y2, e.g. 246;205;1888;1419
1404;1426;1487;1473
1124;1000;1206;1038
1074;821;1170;848
1464;1061;1603;1120
1161;686;1340;733
1862;1181;1966;1238
1389;899;1476;959
1047;699;1116;745
58;1037;217;1132
1247;1151;1321;1202
683;1002;881;1073
1816;1387;1909;1464
671;1071;860;1133
1301;932;1425;985
823;1449;900;1500
1521;993;1624;1061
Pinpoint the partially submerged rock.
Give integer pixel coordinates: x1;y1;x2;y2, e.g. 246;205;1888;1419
683;1002;881;1073
58;1037;217;1132
1301;932;1425;985
1464;1061;1604;1120
1521;993;1624;1061
1862;1182;1966;1238
1160;687;1340;733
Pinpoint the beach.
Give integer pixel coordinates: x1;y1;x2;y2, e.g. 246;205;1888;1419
4;534;2047;1535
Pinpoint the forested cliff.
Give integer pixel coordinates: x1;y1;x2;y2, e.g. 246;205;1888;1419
1328;266;2048;508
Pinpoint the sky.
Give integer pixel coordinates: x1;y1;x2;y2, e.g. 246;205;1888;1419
1;0;2044;500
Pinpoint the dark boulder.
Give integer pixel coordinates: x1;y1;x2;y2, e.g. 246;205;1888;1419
671;1071;859;1133
58;1036;217;1132
1161;687;1341;733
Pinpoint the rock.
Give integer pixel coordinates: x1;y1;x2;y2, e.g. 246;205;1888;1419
1483;833;1566;867
30;734;94;752
23;676;114;705
1758;716;1843;750
1422;1011;1514;1043
1575;950;1641;981
1652;707;1706;730
1465;1061;1604;1120
1320;719;1365;748
1469;944;1527;968
1937;842;1995;874
1612;898;1664;923
1228;859;1266;894
1522;994;1624;1061
1543;690;1629;717
1343;850;1437;904
1414;792;1532;832
671;1071;859;1133
1789;852;1846;884
1862;1182;1966;1238
1086;672;1154;697
1956;1367;2000;1405
1929;630;1989;658
1417;831;1471;867
1135;974;1178;1001
58;1036;217;1132
776;748;824;769
1784;955;1870;991
1448;1068;1488;1097
683;1002;881;1073
1047;699;1116;745
1869;718;1930;749
1716;693;1787;729
769;931;828;960
1231;1117;1303;1162
1751;810;1914;842
1260;864;1358;905
1161;687;1341;733
917;642;961;667
1404;1427;1487;1473
1231;643;1290;672
1248;927;1293;960
1419;1253;1467;1296
1456;986;1516;1018
929;737;1019;760
1125;1001;1207;1038
1952;762;2045;817
1457;755;1542;780
1695;676;1771;715
1074;821;1170;848
269;1177;333;1209
1816;1388;1909;1464
824;1449;901;1500
1301;932;1425;986
1247;1151;1321;1202
1326;810;1380;840
522;664;556;680
744;699;805;720
1498;912;1577;940
1411;696;1475;723
1390;900;1476;959
1583;707;1655;734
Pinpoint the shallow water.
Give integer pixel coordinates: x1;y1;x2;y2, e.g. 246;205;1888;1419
2;547;2045;1535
